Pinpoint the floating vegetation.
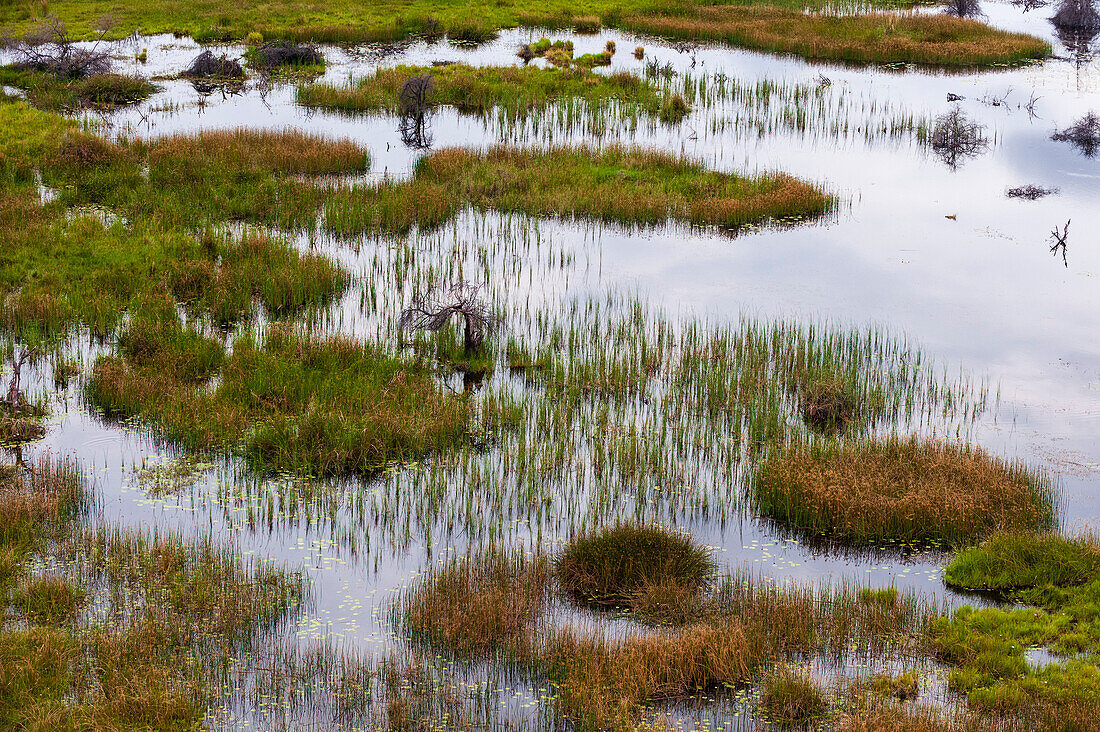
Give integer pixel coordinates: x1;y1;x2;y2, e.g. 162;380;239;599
182;49;245;79
402;549;938;729
1006;183;1058;199
298;63;689;124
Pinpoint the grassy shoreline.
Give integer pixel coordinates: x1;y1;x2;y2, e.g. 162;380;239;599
0;0;1048;68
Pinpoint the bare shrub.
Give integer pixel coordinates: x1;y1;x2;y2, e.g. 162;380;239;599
1052;0;1100;29
251;41;323;70
3;16;112;79
944;0;984;18
400;282;499;355
398;74;434;117
931;107;988;168
182;50;245;79
1051;111;1100;156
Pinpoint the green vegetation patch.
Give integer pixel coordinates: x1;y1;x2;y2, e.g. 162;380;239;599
298;63;688;122
754;438;1055;546
934;533;1100;717
88;323;471;476
761;667;830;726
0;101;355;335
326;145;834;238
0;67;156;111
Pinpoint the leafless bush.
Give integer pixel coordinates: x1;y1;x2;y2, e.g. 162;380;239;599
399;74;434;117
400;283;500;355
251;41;323;70
931;107;988;168
1052;111;1100;156
1052;0;1100;29
944;0;984;18
182;50;245;79
3;16;112;79
1006;184;1058;199
517;44;535;63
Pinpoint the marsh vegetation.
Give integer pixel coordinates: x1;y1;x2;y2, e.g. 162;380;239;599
0;2;1096;729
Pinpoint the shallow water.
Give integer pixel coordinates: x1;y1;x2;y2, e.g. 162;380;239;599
7;3;1100;727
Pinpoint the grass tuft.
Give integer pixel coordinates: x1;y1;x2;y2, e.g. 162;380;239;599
754;438;1056;546
556;523;715;612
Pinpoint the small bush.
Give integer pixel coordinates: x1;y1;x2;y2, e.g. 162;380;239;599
761;668;829;726
1052;0;1100;30
249;41;324;70
246;31;264;46
556;524;715;611
14;576;86;625
182;50;244;79
73;73;155;107
634;45;645;59
1051;111;1100;157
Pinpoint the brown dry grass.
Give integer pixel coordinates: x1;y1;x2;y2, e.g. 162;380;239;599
754;438;1055;545
146;128;368;178
624;6;1049;67
404;552;550;657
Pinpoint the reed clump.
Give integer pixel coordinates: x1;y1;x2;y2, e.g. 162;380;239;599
555;523;715;613
761;667;830;726
754;438;1055;546
403;552;550;656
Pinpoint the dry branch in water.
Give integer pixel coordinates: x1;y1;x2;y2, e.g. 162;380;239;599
400;282;500;354
1049;219;1070;267
2;16;113;78
1006;184;1058;199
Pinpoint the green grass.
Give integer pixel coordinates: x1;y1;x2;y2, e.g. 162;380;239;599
0;101;354;335
87;324;472;476
761;667;829;726
0;0;1047;68
325;145;835;238
934;533;1100;716
297;63;689;123
0;67;156;111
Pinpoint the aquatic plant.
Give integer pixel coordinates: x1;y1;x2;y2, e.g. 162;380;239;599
555;523;715;611
761;667;829;726
754;438;1056;546
931;107;988;168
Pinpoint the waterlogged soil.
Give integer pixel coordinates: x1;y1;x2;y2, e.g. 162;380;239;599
7;1;1100;727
